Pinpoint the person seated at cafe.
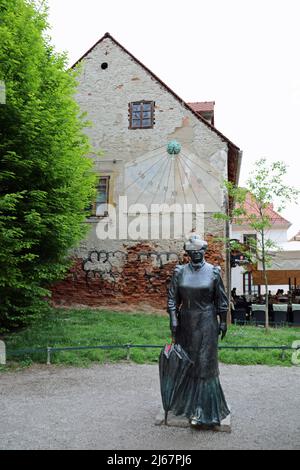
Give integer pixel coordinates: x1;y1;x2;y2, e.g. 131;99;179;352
257;295;264;304
231;287;237;300
235;295;251;320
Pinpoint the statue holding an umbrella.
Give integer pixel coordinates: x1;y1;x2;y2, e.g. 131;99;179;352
159;234;230;427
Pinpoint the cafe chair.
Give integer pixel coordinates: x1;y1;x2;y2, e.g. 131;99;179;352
291;305;300;326
251;304;266;326
232;308;247;325
272;304;288;326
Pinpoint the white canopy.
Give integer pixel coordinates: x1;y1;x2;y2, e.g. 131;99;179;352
257;250;300;271
254;245;300;285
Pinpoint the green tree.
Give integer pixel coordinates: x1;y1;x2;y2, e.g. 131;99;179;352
215;158;299;329
0;0;96;331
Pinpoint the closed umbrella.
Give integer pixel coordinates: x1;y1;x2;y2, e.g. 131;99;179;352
159;342;193;424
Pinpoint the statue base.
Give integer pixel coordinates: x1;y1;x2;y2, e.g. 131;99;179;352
155;408;231;433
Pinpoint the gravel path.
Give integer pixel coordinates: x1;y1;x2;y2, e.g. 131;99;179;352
1;363;299;450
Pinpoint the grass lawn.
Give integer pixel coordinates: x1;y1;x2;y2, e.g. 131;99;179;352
1;307;300;370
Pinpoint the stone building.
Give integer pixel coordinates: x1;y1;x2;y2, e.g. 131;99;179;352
52;33;242;309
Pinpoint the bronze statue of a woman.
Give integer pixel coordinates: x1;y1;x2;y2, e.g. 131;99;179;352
167;234;230;426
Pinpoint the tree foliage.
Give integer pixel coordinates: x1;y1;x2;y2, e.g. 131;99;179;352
0;0;96;330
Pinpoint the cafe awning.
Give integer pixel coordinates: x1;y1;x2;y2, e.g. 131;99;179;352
252;247;300;285
252;270;300;285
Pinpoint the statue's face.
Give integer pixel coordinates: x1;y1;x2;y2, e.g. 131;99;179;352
188;249;205;264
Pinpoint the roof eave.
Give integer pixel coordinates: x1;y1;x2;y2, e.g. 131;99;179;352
71;32;241;154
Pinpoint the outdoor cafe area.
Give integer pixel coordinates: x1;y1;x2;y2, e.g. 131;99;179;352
231;246;300;326
231;292;300;327
231;268;300;327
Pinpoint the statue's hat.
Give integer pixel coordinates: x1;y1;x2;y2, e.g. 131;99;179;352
184;234;208;252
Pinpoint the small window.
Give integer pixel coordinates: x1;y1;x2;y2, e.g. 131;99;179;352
129;101;155;129
243;272;259;296
94;176;110;216
243;234;257;253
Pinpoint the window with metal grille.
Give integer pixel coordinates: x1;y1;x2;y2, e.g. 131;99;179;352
129;101;155;129
243;272;259;296
95;176;110;216
243;234;257;249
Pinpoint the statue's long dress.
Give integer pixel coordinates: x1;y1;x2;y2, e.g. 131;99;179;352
167;262;230;425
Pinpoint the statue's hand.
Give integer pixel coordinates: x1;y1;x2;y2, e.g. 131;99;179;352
219;322;227;340
171;326;177;342
170;315;178;340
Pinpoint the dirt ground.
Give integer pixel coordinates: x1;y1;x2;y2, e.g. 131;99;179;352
1;363;300;450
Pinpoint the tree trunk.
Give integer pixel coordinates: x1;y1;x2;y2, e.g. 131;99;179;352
261;230;269;330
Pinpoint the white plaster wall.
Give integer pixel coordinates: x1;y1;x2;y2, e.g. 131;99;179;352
231;266;245;294
75;37;228;218
231;227;289;244
230;225;290;295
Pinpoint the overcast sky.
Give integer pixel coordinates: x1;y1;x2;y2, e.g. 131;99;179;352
46;0;300;235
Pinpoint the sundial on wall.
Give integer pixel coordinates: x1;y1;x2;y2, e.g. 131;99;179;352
124;141;224;210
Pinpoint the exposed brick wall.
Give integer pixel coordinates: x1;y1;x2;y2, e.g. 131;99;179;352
51;235;225;309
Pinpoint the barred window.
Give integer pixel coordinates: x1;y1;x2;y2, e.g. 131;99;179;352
243;234;257;254
95;176;110;216
243;272;259;296
129;101;155;129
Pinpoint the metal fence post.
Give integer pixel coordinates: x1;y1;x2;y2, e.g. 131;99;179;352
0;340;6;365
47;347;51;365
126;344;131;361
